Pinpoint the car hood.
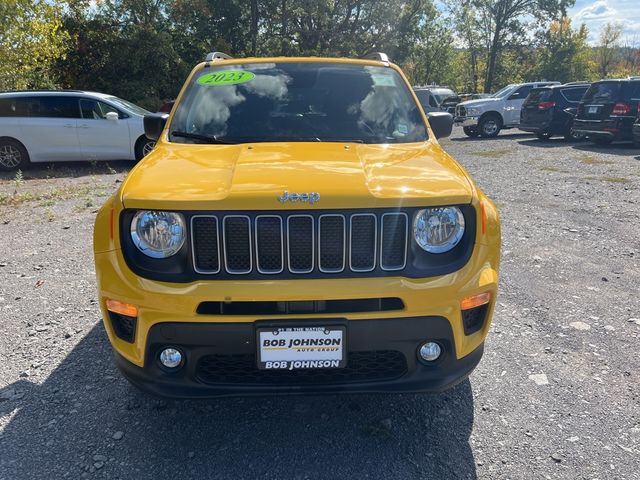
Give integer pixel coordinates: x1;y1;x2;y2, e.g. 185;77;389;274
458;98;500;109
120;141;474;210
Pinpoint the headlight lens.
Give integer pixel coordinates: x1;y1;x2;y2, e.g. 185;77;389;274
466;107;480;116
413;207;465;253
130;210;185;258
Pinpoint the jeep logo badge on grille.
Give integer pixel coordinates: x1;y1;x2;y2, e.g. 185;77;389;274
278;191;320;205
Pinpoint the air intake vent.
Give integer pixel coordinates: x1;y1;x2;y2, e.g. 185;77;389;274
380;213;408;270
223;216;251;273
319;215;345;272
197;297;405;315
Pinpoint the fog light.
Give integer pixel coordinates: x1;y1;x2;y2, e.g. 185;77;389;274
419;342;442;362
159;348;183;369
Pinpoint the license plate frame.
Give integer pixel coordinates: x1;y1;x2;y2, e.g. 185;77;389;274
256;325;347;370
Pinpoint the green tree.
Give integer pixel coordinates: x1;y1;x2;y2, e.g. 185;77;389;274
0;0;69;90
463;0;575;92
595;22;624;79
535;17;592;83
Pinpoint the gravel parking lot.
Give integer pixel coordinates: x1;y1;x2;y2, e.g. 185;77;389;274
1;129;639;479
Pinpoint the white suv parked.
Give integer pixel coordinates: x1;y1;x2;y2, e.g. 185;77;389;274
454;82;559;138
0;90;155;171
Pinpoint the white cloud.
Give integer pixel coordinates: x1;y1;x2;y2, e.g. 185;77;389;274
570;0;640;44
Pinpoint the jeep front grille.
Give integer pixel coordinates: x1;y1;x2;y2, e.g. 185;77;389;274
456;105;466;117
190;211;408;276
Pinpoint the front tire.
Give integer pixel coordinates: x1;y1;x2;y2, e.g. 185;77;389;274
0;138;30;172
463;127;479;138
135;136;156;161
565;129;585;141
479;115;501;138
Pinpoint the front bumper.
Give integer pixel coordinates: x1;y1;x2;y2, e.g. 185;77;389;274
454;116;479;128
115;317;485;398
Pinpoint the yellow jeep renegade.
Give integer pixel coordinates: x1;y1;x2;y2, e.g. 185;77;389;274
93;52;500;397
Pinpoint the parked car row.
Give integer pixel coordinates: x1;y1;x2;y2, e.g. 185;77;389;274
0;90;156;172
449;76;640;147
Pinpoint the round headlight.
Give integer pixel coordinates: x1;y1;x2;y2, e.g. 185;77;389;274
413;207;465;253
131;210;185;258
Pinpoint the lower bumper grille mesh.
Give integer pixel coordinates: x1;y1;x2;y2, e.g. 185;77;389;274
196;350;407;385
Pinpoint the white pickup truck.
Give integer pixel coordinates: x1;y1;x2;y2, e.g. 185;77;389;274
454;81;559;138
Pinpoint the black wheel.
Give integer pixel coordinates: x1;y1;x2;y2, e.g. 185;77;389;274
0;138;29;172
536;133;551;140
478;115;501;138
135;136;156;161
463;127;479;138
564;129;585;141
593;137;613;146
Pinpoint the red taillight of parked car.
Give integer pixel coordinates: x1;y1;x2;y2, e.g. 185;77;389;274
612;102;631;115
538;101;556;110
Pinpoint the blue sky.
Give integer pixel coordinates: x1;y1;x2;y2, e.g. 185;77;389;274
568;0;640;43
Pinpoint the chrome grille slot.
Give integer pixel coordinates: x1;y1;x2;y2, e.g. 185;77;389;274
380;213;408;271
319;214;345;273
191;216;220;274
223;216;252;274
350;214;376;272
255;216;283;274
287;215;314;273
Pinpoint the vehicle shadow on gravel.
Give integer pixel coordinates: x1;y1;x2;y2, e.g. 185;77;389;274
572;142;640;157
0;160;133;181
0;325;477;479
448;132;534;142
517;138;578;148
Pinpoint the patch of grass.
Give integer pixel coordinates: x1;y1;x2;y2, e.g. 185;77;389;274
0;185;100;206
585;176;631;184
13;169;24;190
540;166;567;173
475;149;512;159
576;153;614;165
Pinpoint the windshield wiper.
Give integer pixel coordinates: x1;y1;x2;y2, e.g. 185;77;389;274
171;131;239;144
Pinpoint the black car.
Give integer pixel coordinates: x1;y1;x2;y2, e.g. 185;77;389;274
519;83;590;140
413;86;456;114
633;115;640;147
440;95;461;115
573;78;640;145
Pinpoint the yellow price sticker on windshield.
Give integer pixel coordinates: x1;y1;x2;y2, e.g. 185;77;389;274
197;70;255;86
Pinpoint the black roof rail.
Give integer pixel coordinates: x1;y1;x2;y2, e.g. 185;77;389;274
205;51;233;62
363;52;390;64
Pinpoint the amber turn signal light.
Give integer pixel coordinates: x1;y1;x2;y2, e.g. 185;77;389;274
460;292;491;311
106;299;138;317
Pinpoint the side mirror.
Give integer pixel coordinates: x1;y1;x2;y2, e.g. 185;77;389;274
427;112;453;139
105;111;119;121
144;113;169;141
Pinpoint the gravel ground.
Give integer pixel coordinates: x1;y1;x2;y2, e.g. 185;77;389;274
1;130;639;479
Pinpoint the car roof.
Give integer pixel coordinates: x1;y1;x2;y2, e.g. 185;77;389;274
0;90;113;99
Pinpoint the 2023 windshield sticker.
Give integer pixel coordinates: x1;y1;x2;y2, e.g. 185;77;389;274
197;70;255;86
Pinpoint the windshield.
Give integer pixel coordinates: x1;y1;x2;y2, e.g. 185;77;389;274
491;84;517;99
107;96;151;116
169;62;427;144
430;89;455;104
582;82;621;103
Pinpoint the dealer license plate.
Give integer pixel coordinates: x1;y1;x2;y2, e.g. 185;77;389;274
257;326;346;370
588;106;599;114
